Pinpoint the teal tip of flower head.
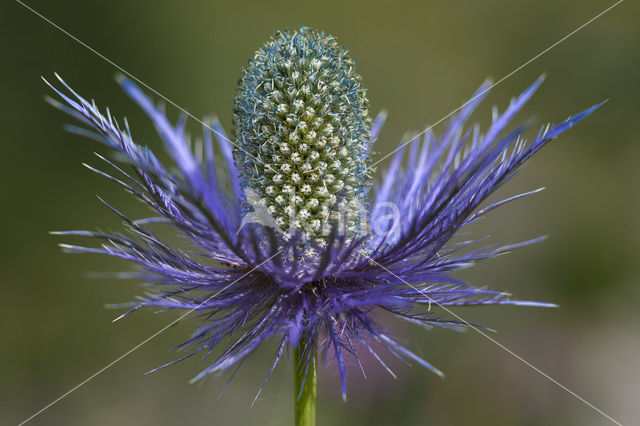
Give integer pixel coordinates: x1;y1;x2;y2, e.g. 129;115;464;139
232;27;373;243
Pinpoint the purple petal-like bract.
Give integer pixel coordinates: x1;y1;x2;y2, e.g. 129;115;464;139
47;73;600;398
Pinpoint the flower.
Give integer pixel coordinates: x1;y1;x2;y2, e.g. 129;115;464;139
47;27;600;401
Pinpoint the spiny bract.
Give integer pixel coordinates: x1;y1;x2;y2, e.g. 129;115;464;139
233;28;372;241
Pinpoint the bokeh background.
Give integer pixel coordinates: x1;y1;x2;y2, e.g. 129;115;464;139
2;0;639;425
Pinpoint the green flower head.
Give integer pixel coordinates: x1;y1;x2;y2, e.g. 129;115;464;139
232;27;373;242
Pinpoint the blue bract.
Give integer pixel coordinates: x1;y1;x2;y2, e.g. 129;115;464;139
47;27;600;400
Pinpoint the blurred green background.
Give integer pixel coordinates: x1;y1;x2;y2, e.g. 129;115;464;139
2;0;638;425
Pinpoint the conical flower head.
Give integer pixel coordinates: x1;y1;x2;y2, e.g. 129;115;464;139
233;27;373;241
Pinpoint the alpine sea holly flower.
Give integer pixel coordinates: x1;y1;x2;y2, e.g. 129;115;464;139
47;27;599;425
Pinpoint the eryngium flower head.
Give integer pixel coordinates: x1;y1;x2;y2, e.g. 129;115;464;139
47;28;601;399
233;28;372;241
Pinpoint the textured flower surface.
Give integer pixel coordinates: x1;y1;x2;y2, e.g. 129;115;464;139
48;28;600;400
233;28;372;240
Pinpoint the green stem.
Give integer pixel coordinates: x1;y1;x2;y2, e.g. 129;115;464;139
294;336;317;426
